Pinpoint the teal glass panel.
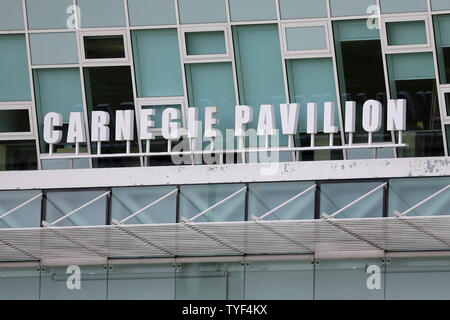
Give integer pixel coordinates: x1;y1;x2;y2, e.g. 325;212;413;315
330;0;376;17
111;186;177;224
248;182;315;220
41;159;90;170
40;265;107;300
233;24;285;132
287;58;338;132
186;31;226;55
434;15;450;84
0;0;24;30
387;21;427;46
389;177;450;216
229;0;277;22
29;33;78;65
0;140;38;171
286;26;328;51
347;148;394;159
388;52;435;81
175;262;244;300
0;267;40;300
127;0;176;26
432;0;450;11
380;0;428;13
279;0;327;19
0;34;31;101
315;259;385;300
435;15;450;47
185;62;236;135
178;0;227;24
179;184;245;222
320;182;384;218
77;0;126;28
386;258;450;300
0;190;41;228
45;190;108;226
108;264;175;299
132;29;184;97
141;104;182;129
245;261;314;300
26;0;72;30
334;19;380;41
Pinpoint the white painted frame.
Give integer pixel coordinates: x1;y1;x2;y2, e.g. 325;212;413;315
0;102;34;141
440;85;450;123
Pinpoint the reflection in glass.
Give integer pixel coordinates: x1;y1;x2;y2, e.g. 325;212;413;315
84;35;125;59
0;140;37;171
0;267;40;300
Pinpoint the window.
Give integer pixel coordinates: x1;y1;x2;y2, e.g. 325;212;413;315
29;33;78;65
329;0;376;17
185;31;226;56
380;0;428;14
127;0;176;26
279;0;327;20
434;14;450;84
26;0;72;30
84;36;125;59
228;0;277;22
0;267;40;300
0;140;38;171
0;108;31;134
0;190;42;228
177;0;227;24
77;0;126;28
0;0;24;31
387;21;428;46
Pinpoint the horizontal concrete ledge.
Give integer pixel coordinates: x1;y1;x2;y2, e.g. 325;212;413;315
0;156;449;190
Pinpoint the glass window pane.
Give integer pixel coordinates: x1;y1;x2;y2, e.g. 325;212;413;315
42;159;90;170
141;104;182;129
127;0;176;26
229;0;277;22
0;34;31;102
0;0;24;31
0;190;41;228
434;14;450;84
29;33;78;65
77;0;126;28
83;66;140;168
388;52;436;80
185;62;236;137
380;0;428;13
285;26;328;51
387;21;428;46
40;265;107;300
132;29;184;97
178;0;227;24
180;184;245;222
111;186;177;224
245;260;314;299
0;140;38;171
386;258;450;300
330;0;376;17
248;182;315;220
185;31;226;55
432;0;450;11
279;0;327;19
108;264;175;299
26;0;72;30
389;177;450;216
175;262;244;300
320;182;384;218
0;267;40;299
0;110;30;133
84;36;125;59
34;68;85;154
315;259;385;300
45;190;108;226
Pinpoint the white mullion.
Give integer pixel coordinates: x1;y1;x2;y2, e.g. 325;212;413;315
74;0;93;169
130;24;178;30
0;30;26;35
21;0;42;170
326;0;347;160
229;20;278;26
123;0;144;166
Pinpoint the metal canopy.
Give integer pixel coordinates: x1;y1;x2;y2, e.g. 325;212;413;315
2;215;450;262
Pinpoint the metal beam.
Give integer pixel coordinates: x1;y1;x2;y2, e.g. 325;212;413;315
395;184;450;217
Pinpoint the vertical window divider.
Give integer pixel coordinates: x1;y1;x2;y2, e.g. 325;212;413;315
40;190;47;227
382;179;389;218
106;187;112;225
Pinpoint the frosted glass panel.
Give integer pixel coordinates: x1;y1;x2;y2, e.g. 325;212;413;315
279;0;327;19
315;259;385;300
132;29;184;97
108;264;175;299
389;177;450;216
334;19;380;42
229;0;277;21
0;267;40;300
0;190;41;228
178;0;227;24
286;26;328;51
26;0;72;30
245;261;314;300
387;21;427;46
0;0;24;30
388;52;435;80
185;31;226;55
29;33;78;65
380;0;428;13
0;35;31;101
320;182;384;218
42;159;90;170
45;190;108;226
77;0;126;27
180;184;245;222
248;182;315;220
128;0;176;26
330;0;376;17
432;0;450;11
111;186;177;224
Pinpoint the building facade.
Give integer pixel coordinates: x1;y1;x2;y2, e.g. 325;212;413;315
0;0;450;299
